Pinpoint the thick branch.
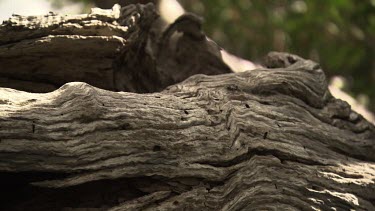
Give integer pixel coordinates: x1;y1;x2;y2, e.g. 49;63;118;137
0;4;230;93
0;3;374;211
0;55;374;210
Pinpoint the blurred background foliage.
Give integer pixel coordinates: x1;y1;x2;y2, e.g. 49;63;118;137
179;0;375;112
32;0;375;112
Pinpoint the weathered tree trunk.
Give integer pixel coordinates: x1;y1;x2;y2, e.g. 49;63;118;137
0;4;374;211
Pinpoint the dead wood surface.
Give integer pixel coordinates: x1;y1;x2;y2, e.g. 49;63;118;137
0;4;230;93
0;3;374;211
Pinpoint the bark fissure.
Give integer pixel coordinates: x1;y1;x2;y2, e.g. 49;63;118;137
196;148;331;168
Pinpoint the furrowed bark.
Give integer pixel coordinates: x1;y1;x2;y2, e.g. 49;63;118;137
0;3;374;211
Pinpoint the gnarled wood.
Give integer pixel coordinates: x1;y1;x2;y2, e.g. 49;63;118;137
0;4;230;94
1;55;374;210
0;3;374;211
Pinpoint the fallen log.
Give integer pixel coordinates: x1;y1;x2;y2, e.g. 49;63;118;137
0;3;374;211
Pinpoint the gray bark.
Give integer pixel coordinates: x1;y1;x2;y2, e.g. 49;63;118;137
0;3;374;211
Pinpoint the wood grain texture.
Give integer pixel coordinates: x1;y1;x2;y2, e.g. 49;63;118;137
0;54;374;210
0;3;374;211
0;3;230;94
0;5;126;92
